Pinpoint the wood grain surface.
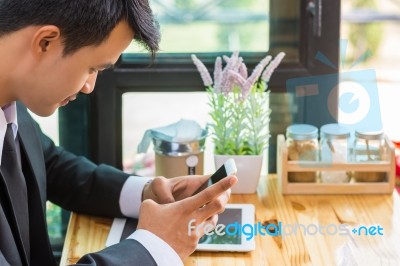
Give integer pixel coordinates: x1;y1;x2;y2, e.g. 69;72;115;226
61;175;400;266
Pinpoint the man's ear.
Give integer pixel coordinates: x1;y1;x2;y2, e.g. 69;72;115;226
31;25;62;55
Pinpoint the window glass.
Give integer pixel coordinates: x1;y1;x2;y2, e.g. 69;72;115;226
341;0;400;140
89;0;340;174
125;0;270;54
119;0;302;174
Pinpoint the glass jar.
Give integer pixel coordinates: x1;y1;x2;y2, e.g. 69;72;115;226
353;130;387;182
319;124;351;183
286;124;318;182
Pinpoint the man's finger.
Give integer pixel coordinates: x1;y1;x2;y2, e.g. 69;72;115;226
171;175;210;199
194;174;212;187
152;177;175;203
197;189;230;220
200;215;219;235
172;174;210;189
174;174;210;180
187;175;237;209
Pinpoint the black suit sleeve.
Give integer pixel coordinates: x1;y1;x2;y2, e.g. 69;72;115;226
40;123;128;217
74;240;157;266
36;121;130;218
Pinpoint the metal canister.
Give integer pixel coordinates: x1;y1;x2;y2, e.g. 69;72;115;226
153;136;206;178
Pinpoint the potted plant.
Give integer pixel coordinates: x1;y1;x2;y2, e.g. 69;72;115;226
192;51;285;193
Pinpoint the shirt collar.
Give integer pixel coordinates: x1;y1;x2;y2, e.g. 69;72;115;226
0;102;18;165
1;101;18;138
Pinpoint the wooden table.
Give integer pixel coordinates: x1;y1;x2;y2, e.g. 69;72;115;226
61;175;400;265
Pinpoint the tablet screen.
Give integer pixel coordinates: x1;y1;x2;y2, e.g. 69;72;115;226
107;204;255;252
198;208;242;245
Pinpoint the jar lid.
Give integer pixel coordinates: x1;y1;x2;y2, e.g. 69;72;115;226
320;124;350;139
355;129;384;140
286;124;318;140
152;136;206;156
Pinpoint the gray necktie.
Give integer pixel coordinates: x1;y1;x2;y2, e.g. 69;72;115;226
1;123;30;263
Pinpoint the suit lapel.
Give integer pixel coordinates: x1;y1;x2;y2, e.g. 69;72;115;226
0;199;24;266
19;143;56;266
0;103;48;265
16;104;47;207
16;103;56;265
0;160;30;266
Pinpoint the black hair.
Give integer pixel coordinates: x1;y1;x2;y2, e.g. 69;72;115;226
0;0;160;57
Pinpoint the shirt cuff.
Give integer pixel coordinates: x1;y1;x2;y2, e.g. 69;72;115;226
129;229;183;266
119;176;153;218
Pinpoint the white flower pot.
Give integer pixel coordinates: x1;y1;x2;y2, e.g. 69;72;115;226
214;154;263;194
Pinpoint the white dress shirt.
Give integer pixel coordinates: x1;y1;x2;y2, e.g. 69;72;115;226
0;102;19;164
120;177;183;265
0;102;183;266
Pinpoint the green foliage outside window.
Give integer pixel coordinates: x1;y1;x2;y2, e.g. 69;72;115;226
46;202;62;240
347;0;383;64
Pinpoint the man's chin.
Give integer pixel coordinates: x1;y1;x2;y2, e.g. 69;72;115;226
26;104;58;117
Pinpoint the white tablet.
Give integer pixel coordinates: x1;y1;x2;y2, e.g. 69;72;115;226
106;217;135;247
195;204;255;252
106;203;255;252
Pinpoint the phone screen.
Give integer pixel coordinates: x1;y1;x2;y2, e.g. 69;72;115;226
193;159;236;195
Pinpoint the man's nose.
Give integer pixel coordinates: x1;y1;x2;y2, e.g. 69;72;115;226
80;73;98;94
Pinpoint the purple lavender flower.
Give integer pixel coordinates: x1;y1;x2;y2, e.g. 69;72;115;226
226;55;272;98
213;57;223;92
261;52;285;82
228;70;246;88
192;51;278;156
239;62;248;79
191;54;213;87
219;51;240;93
222;55;230;63
192;51;283;98
242;55;272;95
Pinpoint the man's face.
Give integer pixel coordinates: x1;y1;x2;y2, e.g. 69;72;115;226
16;21;134;116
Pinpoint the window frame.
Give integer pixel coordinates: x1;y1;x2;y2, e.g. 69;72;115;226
60;0;341;170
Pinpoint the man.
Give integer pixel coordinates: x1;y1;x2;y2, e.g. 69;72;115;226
0;0;236;265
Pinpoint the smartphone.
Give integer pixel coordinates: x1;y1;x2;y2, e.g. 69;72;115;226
193;158;237;195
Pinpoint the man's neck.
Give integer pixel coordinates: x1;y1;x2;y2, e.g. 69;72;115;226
0;33;21;107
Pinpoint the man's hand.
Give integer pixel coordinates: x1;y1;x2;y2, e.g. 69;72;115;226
142;174;213;204
137;175;237;261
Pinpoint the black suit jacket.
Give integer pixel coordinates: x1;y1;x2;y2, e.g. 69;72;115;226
0;103;157;265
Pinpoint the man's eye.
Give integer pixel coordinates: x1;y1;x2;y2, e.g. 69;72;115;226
90;69;105;75
89;68;98;74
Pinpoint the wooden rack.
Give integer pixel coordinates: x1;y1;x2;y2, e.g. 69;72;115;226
277;134;396;194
